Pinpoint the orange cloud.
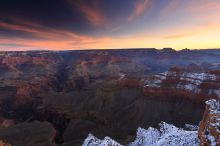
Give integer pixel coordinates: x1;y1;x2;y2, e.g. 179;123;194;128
159;20;220;39
78;4;105;26
1;13;220;51
0;19;90;42
0;17;102;50
128;0;152;21
157;0;220;47
163;34;191;39
1;24;220;51
0;21;60;39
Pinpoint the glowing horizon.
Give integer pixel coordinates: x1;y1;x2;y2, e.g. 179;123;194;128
1;0;220;51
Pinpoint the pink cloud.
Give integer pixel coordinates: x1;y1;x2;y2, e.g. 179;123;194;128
77;4;105;26
128;0;152;21
66;0;106;27
162;0;182;17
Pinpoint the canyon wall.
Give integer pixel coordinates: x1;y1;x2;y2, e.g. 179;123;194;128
198;98;220;146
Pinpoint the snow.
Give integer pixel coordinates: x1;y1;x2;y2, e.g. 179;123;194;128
184;124;198;131
206;135;216;146
118;73;126;80
180;84;198;92
82;134;121;146
206;99;220;114
83;122;199;146
144;73;166;87
183;73;216;81
213;90;220;95
155;122;198;146
129;127;160;146
144;71;219;95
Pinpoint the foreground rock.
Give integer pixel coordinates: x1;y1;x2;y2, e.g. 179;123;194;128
0;140;11;146
198;98;220;146
83;98;220;146
0;121;56;146
83;134;121;146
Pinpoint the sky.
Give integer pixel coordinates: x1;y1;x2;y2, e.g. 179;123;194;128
0;0;220;51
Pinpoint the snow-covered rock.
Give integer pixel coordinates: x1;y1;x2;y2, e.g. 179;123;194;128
82;134;121;146
129;127;160;146
144;71;220;95
83;99;220;146
184;124;198;131
130;122;198;146
83;122;199;146
199;99;220;146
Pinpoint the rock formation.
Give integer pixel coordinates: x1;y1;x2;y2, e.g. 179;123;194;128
0;121;56;146
83;98;220;146
0;49;219;145
144;68;220;98
83;122;199;146
0;140;11;146
198;98;220;146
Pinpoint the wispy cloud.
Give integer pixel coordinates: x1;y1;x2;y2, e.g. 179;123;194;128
162;0;220;19
0;16;98;50
77;4;105;26
162;0;182;17
0;17;88;41
128;0;152;21
163;34;190;39
186;0;220;23
67;0;105;27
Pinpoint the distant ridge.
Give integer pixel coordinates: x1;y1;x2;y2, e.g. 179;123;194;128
0;48;220;52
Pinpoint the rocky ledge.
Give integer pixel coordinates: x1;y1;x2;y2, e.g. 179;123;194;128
0;121;56;146
83;98;220;146
198;98;220;146
83;122;199;146
144;69;220;97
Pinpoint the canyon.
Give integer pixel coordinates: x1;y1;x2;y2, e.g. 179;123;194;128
0;48;219;146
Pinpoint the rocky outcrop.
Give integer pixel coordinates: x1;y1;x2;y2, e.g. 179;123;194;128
1;55;55;66
198;98;220;146
82;98;220;146
0;140;11;146
0;119;14;129
0;54;60;107
14;78;51;106
144;68;220;99
0;121;56;146
83;122;199;146
83;134;121;146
